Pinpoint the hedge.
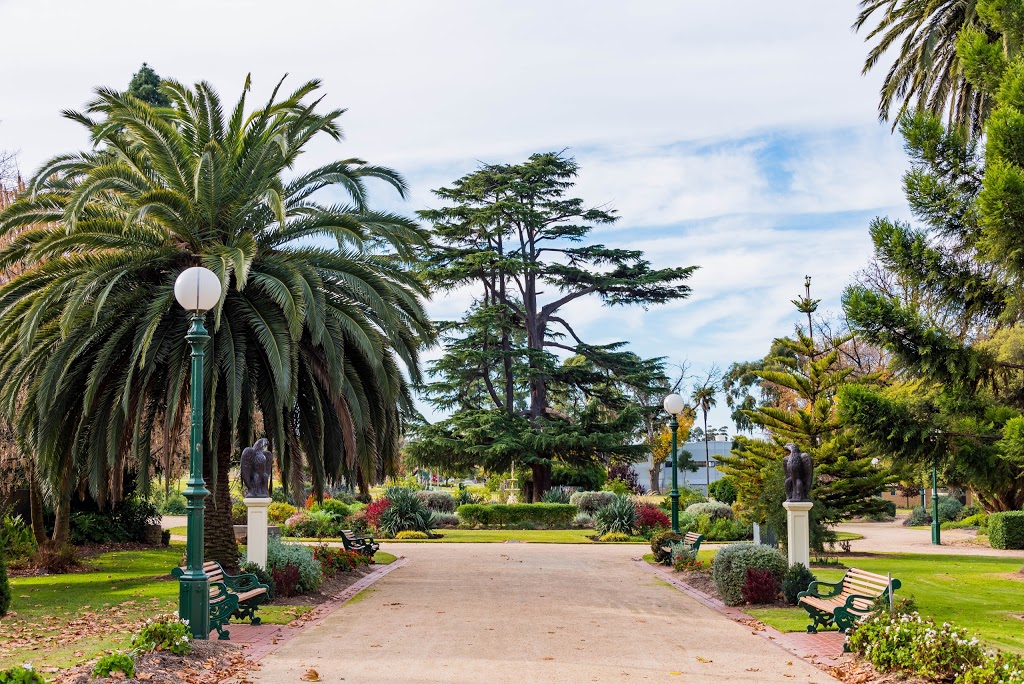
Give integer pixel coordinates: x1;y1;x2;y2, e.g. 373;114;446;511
456;503;578;528
989;510;1024;549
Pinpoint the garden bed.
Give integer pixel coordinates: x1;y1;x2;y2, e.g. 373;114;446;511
54;639;250;684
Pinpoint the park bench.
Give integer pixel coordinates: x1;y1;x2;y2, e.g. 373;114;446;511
341;529;379;557
661;531;704;564
171;560;269;640
797;567;900;634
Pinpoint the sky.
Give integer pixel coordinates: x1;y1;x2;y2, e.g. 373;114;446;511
0;0;912;431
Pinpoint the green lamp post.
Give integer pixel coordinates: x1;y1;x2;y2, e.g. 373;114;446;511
663;393;687;534
174;266;222;639
931;464;941;545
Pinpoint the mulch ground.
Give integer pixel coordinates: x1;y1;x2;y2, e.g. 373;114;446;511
56;640;252;684
269;567;374;607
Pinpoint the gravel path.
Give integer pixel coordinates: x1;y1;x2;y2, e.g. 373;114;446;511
836;519;1024;558
250;543;838;684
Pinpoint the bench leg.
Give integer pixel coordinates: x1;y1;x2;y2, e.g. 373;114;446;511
214;622;231;641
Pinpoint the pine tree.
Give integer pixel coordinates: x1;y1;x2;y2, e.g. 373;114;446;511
841;0;1024;511
409;152;696;499
127;63;171;107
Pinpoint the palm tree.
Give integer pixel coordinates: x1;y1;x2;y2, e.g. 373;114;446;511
690;382;718;495
854;0;993;133
0;77;432;564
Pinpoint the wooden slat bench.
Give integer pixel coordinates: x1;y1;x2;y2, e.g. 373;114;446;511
660;531;704;564
171;560;269;640
797;567;900;634
341;529;379;557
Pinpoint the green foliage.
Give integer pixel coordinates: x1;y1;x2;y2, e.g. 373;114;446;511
0;512;36;565
240;561;276;599
379;487;433;537
132;614;191;655
268;502;297;525
415;491;456;512
430;511;460;528
0;77;430;560
571;513;594;529
989;511;1024;549
313;499;351;519
782;563;816;606
601;479;632;496
395;530;429;540
551;462;606;491
697;515;749;542
159;491;188;515
267;538;322;594
456;503;578;528
905;505;933;527
599;532;631;542
650;530;683;564
937;496;965;522
69;499;160;545
127;63;171;107
0;666;47;684
92;653;135;678
540;488;571;504
0;538;10;617
594;496;638;536
569;491;616;515
231;502;248;525
685;501;733;520
708;478;738;504
711;543;787;607
284;510;343;538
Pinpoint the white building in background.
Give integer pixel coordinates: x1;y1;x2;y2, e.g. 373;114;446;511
629;435;733;495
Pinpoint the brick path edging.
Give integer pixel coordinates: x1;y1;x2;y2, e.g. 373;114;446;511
233;556;410;661
637;560;847;669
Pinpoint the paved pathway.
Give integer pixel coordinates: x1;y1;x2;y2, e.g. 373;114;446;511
250;543;838;684
836;518;1024;558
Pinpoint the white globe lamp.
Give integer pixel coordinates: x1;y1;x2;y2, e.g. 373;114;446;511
663;393;686;415
174;266;222;313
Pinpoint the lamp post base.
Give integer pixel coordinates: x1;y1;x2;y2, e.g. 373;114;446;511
783;501;813;568
178;572;210;639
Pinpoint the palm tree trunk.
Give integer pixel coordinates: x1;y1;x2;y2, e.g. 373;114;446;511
51;492;71;546
28;475;46;546
203;438;238;572
703;411;710;494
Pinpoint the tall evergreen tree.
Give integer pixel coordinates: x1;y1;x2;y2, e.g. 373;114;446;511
409;153;696;499
127;63;171;107
842;1;1024;511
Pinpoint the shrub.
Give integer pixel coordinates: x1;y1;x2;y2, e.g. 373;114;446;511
284;510;342;538
698;515;748;542
161;529;171;546
268;502;297;524
365;498;391;530
231;501;248;525
0;539;10;617
708;478;738;504
711;543;787;606
660;488;706;510
636;503;670;536
429;512;460;528
782;563;816;605
415;491;456;512
93;653;135;678
741;567;779;604
34;544;79;574
569;491;616;515
0;513;35;566
989;511;1024;549
271;488;291;504
936;496;963;523
312;545;371;574
348;508;370;536
396;530;429;540
599;532;631;542
674;512;697;535
957;512;990;529
453;489;482;507
602;479;632;496
0;666;47;683
378;487;432;537
132;614;191;655
267;538;322;594
456;503;578;528
959;504;982;520
270;563;301;597
606;464;644;494
541;488;571;504
883;499;898;517
572;513;595;529
673;555;704;572
160;492;188;515
650;530;683;564
903;505;932;527
313;499;351;519
240;561;276;599
685;501;733;521
594;496;638;536
848;611;988;681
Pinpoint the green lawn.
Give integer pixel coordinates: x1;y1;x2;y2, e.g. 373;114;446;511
0;544;396;669
746;553;1024;653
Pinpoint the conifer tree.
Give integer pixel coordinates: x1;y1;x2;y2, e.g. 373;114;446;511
409;153;696;499
127;63;171;107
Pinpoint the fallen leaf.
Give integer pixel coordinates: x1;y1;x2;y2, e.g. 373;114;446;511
696;656;712;663
137;673;153;680
302;668;321;682
668;673;681;676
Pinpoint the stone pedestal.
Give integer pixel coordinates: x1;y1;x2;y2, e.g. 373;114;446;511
243;497;272;569
783;500;813;568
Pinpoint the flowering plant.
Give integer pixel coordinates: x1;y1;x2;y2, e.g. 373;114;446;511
366;498;391;530
132;613;192;655
312;545;371;575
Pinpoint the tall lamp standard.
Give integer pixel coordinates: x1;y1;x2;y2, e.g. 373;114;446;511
663;393;687;534
174;266;222;639
931;464;941;545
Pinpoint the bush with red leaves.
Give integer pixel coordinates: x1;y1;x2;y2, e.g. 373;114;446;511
271;562;301;597
366;498;391;530
305;492;332;509
637;502;670;535
741;567;779;604
312;545;371;575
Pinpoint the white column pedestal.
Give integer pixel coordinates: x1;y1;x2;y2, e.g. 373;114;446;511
244;497;272;570
783;500;813;568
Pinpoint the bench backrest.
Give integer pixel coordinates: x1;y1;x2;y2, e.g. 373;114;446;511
839;568;893;609
683;532;702;545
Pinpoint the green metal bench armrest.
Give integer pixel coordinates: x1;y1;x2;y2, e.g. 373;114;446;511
170;566;184;580
217;565;268;594
799;579;843;599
